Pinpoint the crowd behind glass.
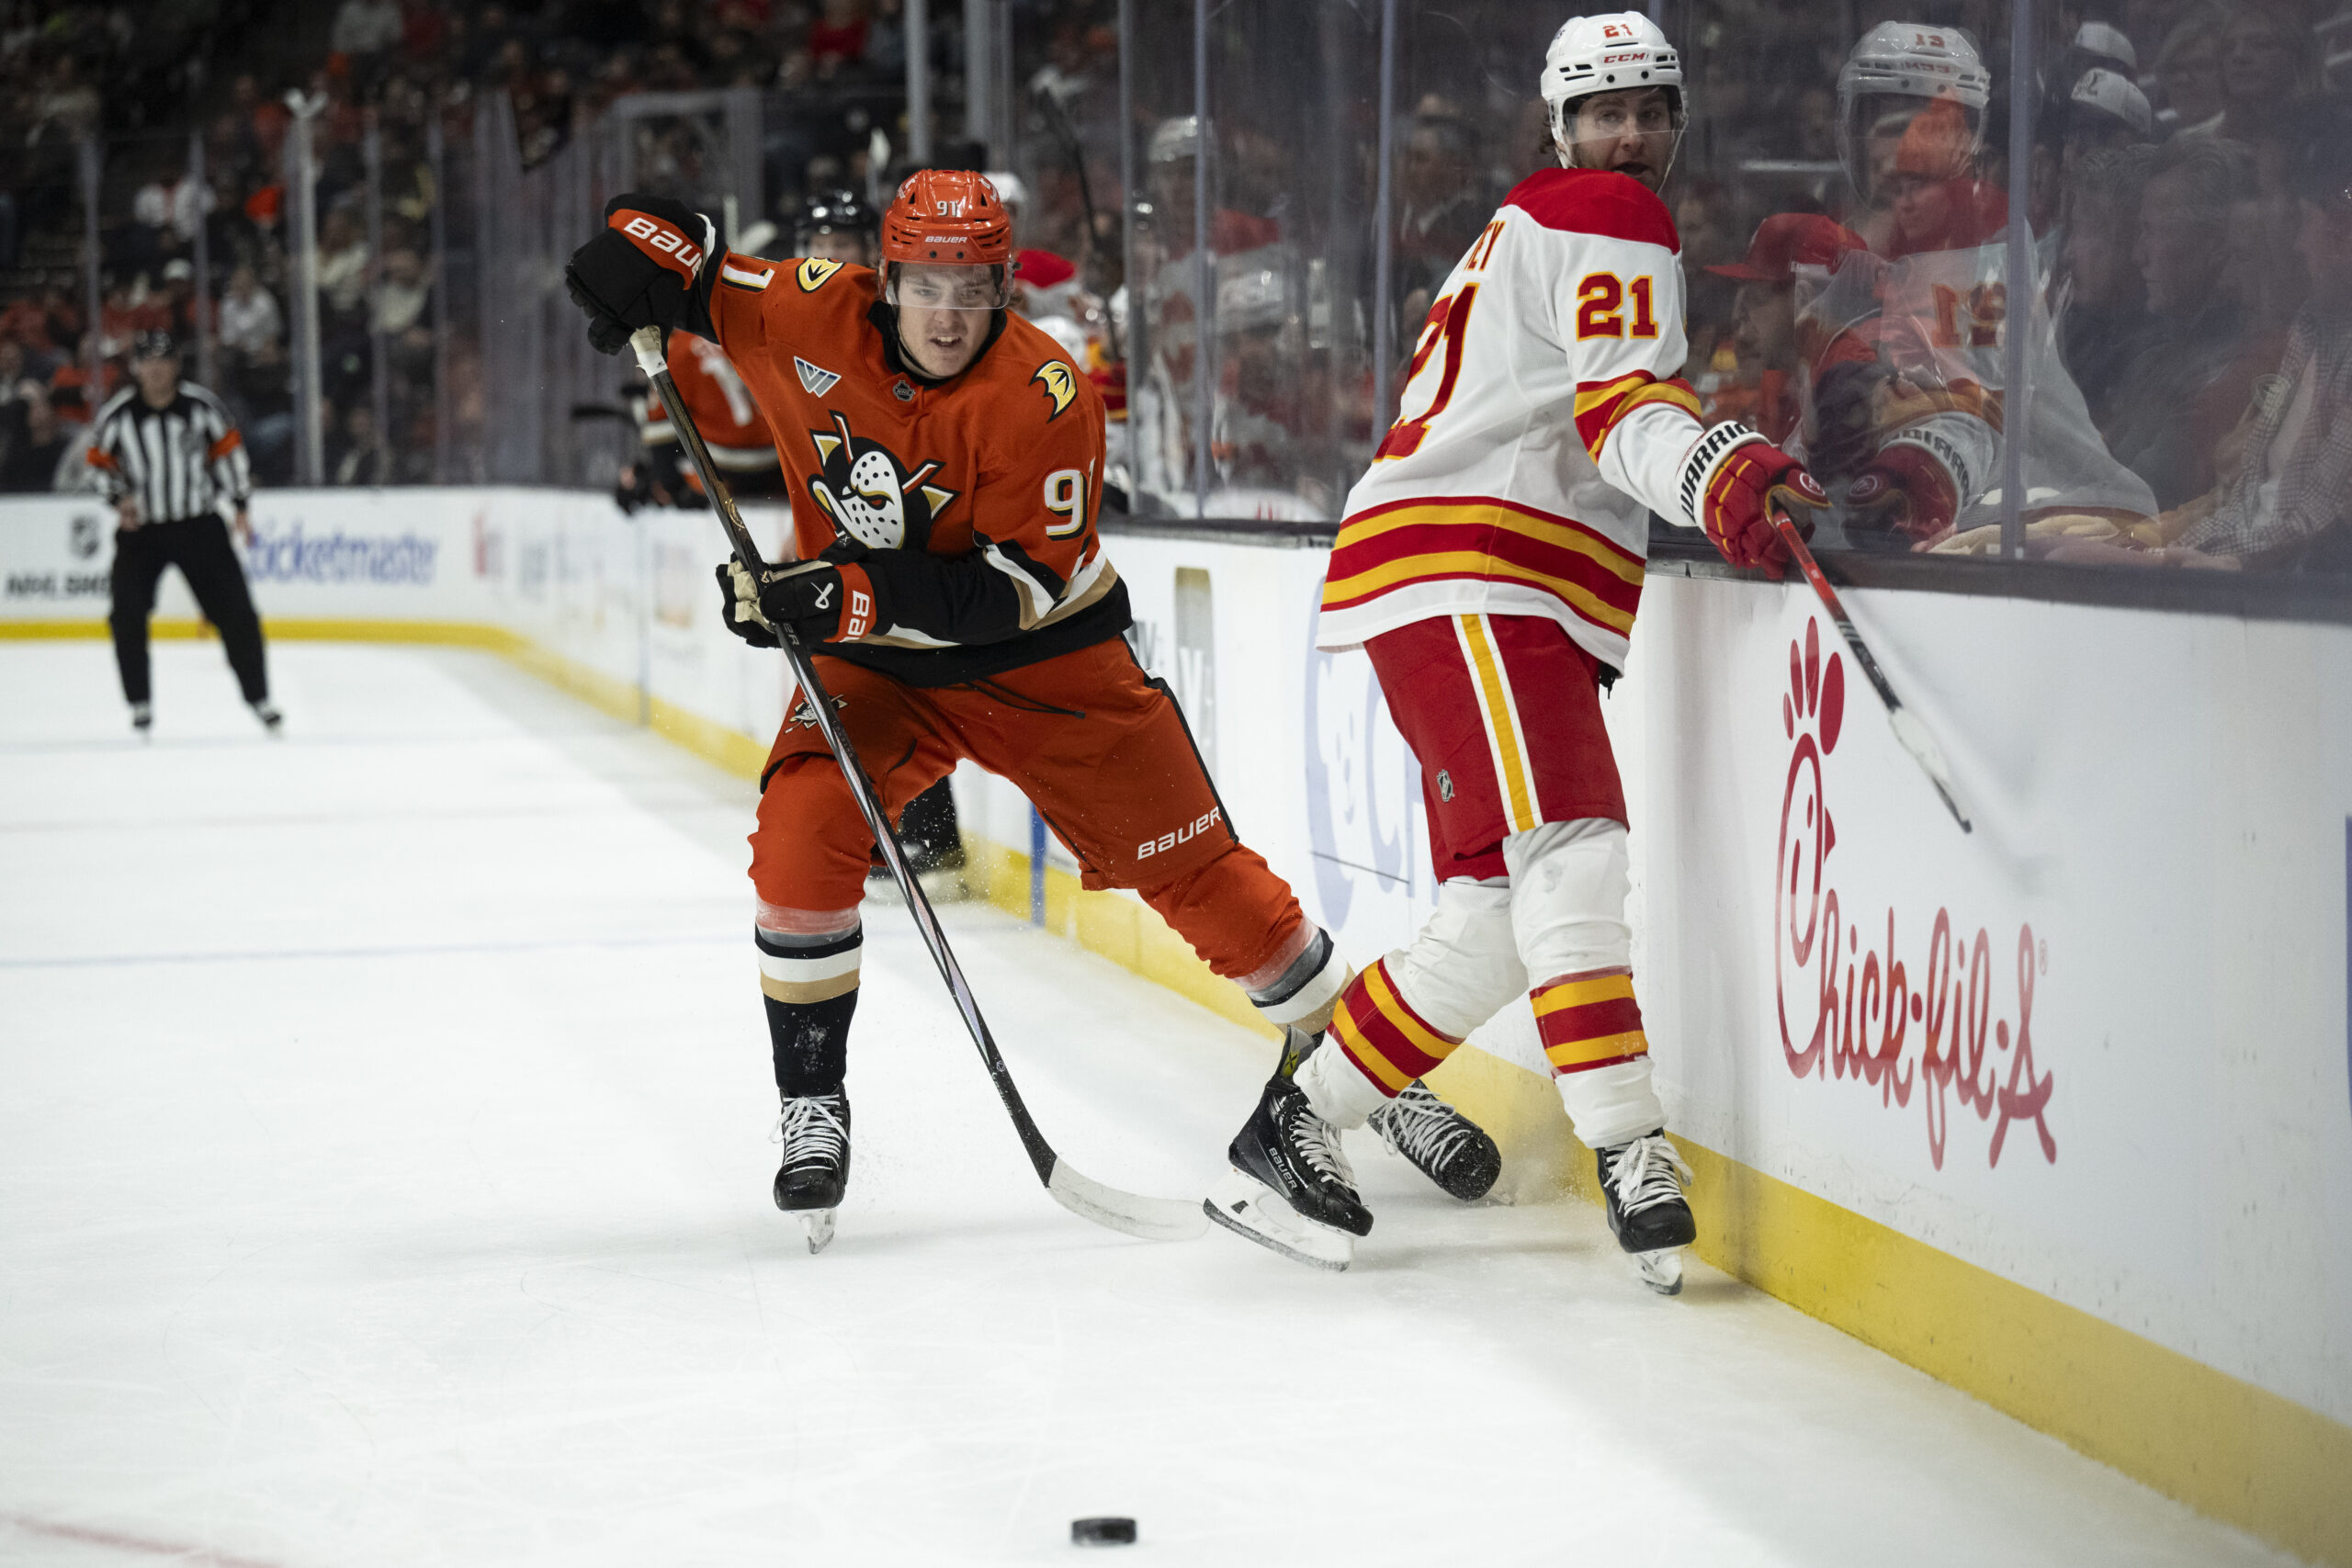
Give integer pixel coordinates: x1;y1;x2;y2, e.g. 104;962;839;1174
3;0;2346;577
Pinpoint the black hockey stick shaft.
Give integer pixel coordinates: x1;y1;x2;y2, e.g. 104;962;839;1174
1772;511;1973;832
627;327;1204;1241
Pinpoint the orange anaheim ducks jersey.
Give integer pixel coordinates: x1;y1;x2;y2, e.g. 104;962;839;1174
701;252;1121;686
643;332;776;470
1319;168;1711;673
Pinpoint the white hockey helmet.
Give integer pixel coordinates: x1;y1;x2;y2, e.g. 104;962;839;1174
1540;13;1685;172
1838;22;1992;199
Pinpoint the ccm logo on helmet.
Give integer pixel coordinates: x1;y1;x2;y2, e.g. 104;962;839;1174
614;212;706;274
1136;807;1222;860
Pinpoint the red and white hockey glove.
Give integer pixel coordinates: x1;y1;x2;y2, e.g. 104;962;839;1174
1846;440;1962;547
1679;423;1829;580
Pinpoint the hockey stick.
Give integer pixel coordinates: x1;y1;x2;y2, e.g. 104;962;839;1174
628;326;1206;1242
1772;510;1973;833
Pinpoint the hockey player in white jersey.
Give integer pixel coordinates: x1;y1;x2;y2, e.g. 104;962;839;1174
1205;12;1831;1285
1802;23;2155;546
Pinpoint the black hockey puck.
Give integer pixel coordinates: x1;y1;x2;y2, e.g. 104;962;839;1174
1070;1517;1136;1546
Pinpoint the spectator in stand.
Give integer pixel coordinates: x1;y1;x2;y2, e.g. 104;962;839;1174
2066;67;2154;176
2072;21;2138;79
2208;5;2313;149
316;209;372;328
2105;136;2270;509
218;264;285;370
332;0;405;66
132;161;209;255
1702;213;1867;446
328;401;392;487
158;259;199;343
2154;6;2228;138
2158;107;2352;570
2059;144;2159;432
373;245;432;343
1392;115;1487;325
0;381;79;493
808;0;871;78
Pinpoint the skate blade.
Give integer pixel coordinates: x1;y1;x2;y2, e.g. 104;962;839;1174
796;1209;837;1255
1203;1168;1352;1271
1629;1246;1684;1296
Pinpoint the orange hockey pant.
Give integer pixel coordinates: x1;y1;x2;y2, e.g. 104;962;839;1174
752;637;1307;987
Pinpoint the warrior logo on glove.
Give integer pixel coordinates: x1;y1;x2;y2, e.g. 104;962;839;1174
807;412;959;550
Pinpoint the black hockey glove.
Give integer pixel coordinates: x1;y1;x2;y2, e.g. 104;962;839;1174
718;545;887;648
565;193;720;355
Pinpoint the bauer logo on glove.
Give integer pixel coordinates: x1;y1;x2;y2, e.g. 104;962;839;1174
716;558;882;647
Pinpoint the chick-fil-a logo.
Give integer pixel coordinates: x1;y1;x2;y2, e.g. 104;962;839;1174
1775;618;2055;1170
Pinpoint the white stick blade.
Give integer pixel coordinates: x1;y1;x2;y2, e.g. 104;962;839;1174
1046;1161;1209;1242
1887;705;1973;830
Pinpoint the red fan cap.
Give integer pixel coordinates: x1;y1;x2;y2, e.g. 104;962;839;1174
882;169;1012;266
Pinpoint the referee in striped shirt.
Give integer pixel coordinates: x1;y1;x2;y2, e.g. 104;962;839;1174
87;332;280;736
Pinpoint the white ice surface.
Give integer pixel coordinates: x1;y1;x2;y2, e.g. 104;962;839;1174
0;642;2297;1568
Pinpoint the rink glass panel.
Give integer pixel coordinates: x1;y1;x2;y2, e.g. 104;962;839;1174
1122;0;1382;523
1100;0;2351;578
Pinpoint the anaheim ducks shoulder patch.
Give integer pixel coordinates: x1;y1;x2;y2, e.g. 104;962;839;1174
796;257;845;292
1032;360;1076;421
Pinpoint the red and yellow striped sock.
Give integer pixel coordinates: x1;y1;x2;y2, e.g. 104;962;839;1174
1532;966;1649;1075
1327;957;1464;1096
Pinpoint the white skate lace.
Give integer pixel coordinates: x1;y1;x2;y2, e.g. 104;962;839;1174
1370;1082;1476;1173
775;1095;848;1169
1283;1100;1356;1189
1607;1133;1694;1217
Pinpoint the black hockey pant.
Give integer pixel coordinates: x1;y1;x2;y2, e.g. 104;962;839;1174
108;516;269;706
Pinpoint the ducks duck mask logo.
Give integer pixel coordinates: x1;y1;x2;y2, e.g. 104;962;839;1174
806;411;960;550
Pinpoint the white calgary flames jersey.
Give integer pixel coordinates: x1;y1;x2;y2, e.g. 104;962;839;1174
1319;167;1710;670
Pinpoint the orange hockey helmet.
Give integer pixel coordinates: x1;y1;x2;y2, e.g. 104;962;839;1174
881;169;1013;266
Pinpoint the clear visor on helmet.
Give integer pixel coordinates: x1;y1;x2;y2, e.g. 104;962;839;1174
1553;86;1685;179
1839;93;1982;206
884;261;1012;313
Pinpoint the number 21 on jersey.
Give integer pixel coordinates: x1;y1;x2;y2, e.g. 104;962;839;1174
1376;219;1503;462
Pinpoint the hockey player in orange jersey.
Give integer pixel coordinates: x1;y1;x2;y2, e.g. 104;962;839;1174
563;170;1501;1248
1204;14;1834;1281
616;324;785;510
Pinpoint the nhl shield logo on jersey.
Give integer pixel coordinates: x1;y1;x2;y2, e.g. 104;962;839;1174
1032;360;1077;421
806;411;959;549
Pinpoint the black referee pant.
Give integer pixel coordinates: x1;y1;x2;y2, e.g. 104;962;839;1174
108;515;270;706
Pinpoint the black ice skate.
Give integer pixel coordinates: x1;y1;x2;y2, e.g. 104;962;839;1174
773;1092;851;1254
130;702;153;738
1597;1130;1697;1295
252;700;283;735
1205;1029;1372;1271
1369;1080;1502;1201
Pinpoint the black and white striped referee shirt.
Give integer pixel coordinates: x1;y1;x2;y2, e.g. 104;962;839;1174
85;382;254;523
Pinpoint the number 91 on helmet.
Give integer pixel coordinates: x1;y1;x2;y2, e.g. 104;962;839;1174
881;168;1014;312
